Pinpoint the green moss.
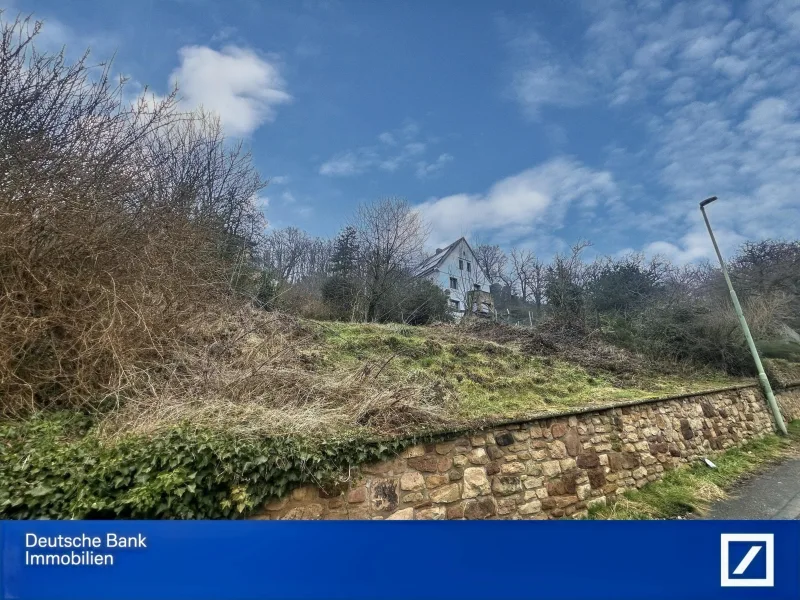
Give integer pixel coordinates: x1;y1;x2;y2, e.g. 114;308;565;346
590;421;800;520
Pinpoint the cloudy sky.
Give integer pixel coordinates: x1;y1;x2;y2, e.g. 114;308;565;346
6;0;800;261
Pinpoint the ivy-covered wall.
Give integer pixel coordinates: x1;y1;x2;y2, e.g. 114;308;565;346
0;416;415;519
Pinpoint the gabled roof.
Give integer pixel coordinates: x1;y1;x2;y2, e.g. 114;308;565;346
413;238;460;277
414;237;488;280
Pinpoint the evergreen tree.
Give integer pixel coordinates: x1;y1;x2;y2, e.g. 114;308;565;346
323;226;361;319
329;226;359;277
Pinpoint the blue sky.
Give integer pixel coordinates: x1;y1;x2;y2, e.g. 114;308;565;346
5;0;800;261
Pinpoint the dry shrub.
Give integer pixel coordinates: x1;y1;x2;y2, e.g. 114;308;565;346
462;319;652;380
0;192;229;414
0;14;248;416
99;306;453;438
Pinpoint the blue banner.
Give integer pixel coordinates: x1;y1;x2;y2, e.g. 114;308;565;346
1;520;798;600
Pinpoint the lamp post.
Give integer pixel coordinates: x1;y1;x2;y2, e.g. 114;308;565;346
699;196;787;435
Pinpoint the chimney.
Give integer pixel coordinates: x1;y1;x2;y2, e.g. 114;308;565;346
435;248;442;254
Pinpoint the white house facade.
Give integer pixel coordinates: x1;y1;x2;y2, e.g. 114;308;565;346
415;237;494;318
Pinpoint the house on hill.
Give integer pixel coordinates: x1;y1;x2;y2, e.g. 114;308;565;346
415;237;494;319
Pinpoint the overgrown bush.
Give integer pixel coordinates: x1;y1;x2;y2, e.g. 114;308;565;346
0;15;264;415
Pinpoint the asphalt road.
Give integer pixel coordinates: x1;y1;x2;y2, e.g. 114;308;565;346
706;457;800;520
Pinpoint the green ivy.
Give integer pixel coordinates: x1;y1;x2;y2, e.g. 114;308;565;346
0;413;416;519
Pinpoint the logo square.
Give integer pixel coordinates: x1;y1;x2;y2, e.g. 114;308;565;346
720;533;774;587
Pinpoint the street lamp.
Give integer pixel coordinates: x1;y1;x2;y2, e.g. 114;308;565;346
699;196;787;435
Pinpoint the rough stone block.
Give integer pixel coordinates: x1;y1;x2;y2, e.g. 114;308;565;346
576;452;600;469
370;479;398;512
400;472;425;491
551;422;568;438
541;460;561;477
430;483;461;504
576;483;591;501
495;432;514;446
446;501;466;519
464;497;496;519
400;445;425;459
280;504;324;520
468;447;489;465
402;492;425;504
425;474;449;489
347;487;367;504
435;442;455;455
550;440;568;459
415;506;446;520
523;476;544;490
462;467;491;498
587;468;606;489
518;500;542;515
487;445;505;460
501;461;526;475
492;476;523;496
448;469;464;482
559;458;577;471
407;455;440;472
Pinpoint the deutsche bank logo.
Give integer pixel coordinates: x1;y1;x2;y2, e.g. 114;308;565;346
720;534;774;587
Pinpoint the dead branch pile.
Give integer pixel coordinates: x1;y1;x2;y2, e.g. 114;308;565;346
461;319;655;380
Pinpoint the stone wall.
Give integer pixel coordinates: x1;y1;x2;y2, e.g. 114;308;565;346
254;385;796;521
777;384;800;421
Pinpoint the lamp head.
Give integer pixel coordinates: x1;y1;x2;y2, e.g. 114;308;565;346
699;196;718;208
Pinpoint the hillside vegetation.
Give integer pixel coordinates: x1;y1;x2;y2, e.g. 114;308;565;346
1;14;797;519
100;310;743;439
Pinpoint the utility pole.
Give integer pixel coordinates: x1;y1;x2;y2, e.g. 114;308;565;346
699;196;787;435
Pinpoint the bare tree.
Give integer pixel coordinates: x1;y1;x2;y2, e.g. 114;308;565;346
140;111;266;252
544;241;592;327
473;243;508;284
352;197;428;321
509;248;544;308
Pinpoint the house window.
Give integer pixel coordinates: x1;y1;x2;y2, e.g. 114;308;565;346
458;259;464;270
474;283;481;290
467;262;472;273
449;277;458;289
450;299;460;310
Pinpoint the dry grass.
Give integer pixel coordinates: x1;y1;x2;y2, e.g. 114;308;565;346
97;306;455;439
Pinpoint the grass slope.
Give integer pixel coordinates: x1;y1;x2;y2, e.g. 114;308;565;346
96;311;749;439
316;320;744;425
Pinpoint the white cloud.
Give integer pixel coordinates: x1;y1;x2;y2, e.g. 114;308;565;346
416;153;453;178
319;150;375;176
319;121;451;177
254;195;270;211
503;0;800;262
415;158;617;249
170;45;291;137
270;175;290;185
502;28;594;118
